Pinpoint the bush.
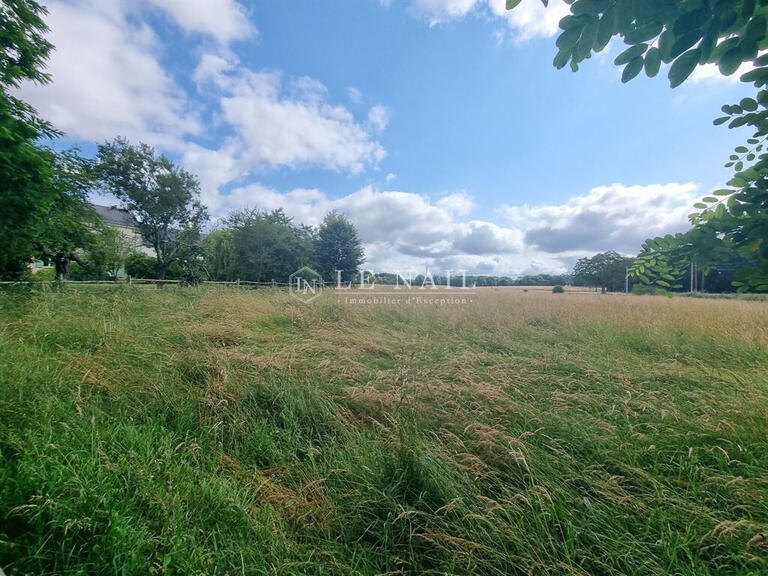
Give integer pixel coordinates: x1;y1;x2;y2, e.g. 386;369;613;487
28;268;56;282
631;284;667;296
552;285;565;293
125;253;158;279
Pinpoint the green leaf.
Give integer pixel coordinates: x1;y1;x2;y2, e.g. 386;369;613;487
595;6;616;52
553;49;571;69
644;47;661;77
557;27;583;51
622;57;644;83
615;44;648;66
718;47;744;76
740;98;758;111
713;116;730;125
668;48;702;88
506;0;523;8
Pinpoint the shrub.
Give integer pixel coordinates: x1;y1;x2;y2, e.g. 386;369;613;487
552;285;565;293
632;284;668;296
125;253;158;279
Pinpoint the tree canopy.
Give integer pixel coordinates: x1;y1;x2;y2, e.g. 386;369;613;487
314;211;365;282
97;138;208;280
508;0;768;291
573;250;633;292
0;0;61;279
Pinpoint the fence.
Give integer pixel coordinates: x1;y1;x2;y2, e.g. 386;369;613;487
0;278;291;288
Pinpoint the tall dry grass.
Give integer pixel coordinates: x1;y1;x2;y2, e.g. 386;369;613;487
1;285;767;575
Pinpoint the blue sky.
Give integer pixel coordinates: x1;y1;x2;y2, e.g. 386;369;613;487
19;0;750;275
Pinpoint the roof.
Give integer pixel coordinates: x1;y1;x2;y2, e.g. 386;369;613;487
91;204;138;228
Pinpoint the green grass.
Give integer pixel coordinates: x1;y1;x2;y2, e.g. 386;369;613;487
1;286;767;575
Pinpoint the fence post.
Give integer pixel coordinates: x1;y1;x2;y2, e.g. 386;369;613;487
236;278;240;290
128;275;132;286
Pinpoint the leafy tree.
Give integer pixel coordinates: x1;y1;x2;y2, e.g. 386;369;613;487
204;228;239;281
629;234;689;291
221;208;314;282
630;225;762;292
73;225;140;280
0;0;59;279
507;0;768;290
97;138;208;280
33;151;101;279
314;211;365;282
125;253;159;279
572;250;633;292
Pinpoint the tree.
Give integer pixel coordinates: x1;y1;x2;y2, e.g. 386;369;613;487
82;225;140;280
314;211;365;282
507;0;768;291
216;208;314;282
0;0;59;279
630;225;762;292
33;151;101;279
572;251;633;293
97;138;208;280
204;228;239;281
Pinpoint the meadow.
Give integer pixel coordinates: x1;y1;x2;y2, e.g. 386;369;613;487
1;286;767;575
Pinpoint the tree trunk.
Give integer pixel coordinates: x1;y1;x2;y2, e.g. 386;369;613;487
157;261;166;288
54;256;70;280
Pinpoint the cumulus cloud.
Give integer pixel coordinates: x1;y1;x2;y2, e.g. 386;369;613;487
411;0;481;24
194;54;386;176
367;105;391;132
18;0;386;200
148;0;255;43
194;181;702;276
487;0;570;42
18;0;200;149
436;191;474;216
210;184;561;275
502;183;701;254
409;0;569;40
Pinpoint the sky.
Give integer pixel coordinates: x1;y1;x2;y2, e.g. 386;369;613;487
18;0;752;276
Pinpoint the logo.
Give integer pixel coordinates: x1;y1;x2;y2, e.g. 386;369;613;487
289;266;323;303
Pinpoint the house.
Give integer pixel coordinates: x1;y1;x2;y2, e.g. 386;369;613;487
90;204;154;257
30;203;153;273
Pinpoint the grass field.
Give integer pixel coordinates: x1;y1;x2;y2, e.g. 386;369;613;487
1;286;767;575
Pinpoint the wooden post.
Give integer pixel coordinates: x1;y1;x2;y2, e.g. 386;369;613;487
236;278;240;289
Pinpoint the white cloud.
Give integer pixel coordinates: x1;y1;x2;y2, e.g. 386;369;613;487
436;191;474;216
487;0;569;42
502;183;701;254
367;105;391;132
348;87;362;104
149;0;255;43
386;172;398;183
689;61;754;85
210;183;560;275
18;0;200;149
409;0;569;40
411;0;480;24
202;181;703;275
194;54;386;175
